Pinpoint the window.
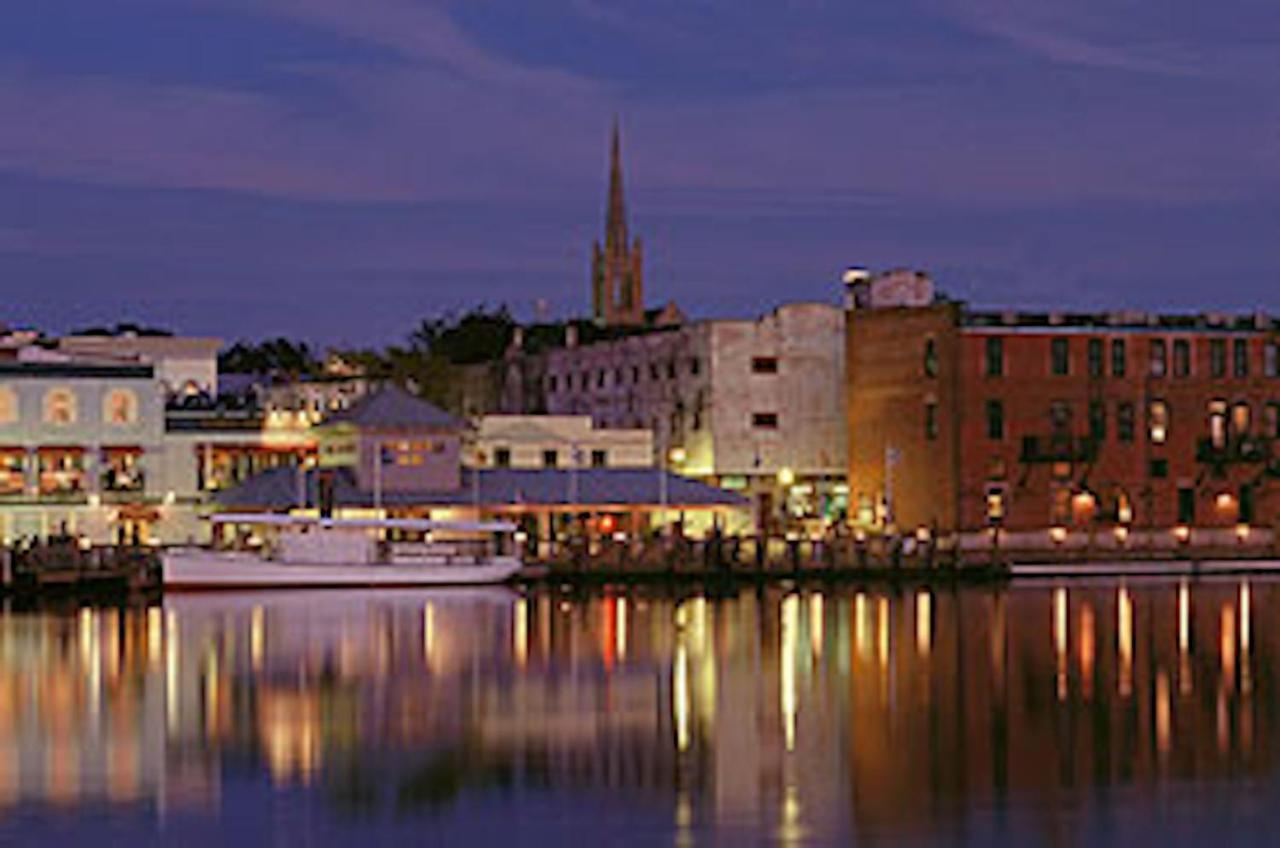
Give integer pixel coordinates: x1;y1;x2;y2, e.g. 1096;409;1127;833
690;357;701;376
101;448;144;492
43;388;76;426
1088;400;1106;441
1050;338;1070;376
38;448;85;494
597;370;606;388
650;363;660;381
632;366;640;383
1267;343;1279;378
1149;459;1169;478
1209;399;1227;448
494;447;511;468
667;361;677;380
1173;339;1191;377
1111;339;1127;377
985;399;1004;440
1149;339;1167;378
751;357;779;375
1148;399;1169;444
1049;401;1072;437
985;337;1004;377
923;339;938;378
1234;339;1250;378
1210;339;1227;377
542;449;559;468
752;412;778;429
1267;402;1280;439
104;389;138;425
1087;338;1103;377
591;449;607;468
1232;401;1251;435
0;449;23;494
1177;486;1195;524
924;401;938;440
1117;401;1135;442
1241;484;1256;524
0;387;15;425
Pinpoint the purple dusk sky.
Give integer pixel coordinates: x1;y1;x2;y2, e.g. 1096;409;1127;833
1;0;1278;346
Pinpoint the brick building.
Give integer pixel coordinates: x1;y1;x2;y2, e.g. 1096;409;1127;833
848;269;1280;537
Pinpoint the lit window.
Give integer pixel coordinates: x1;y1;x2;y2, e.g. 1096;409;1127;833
43;388;77;426
0;387;16;425
1208;399;1227;448
104;389;138;425
1148;399;1169;444
1232;401;1251;436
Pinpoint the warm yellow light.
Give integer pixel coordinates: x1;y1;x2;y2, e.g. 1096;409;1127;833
777;467;796;487
1073;491;1095;510
1237;523;1251;541
1114;526;1130;543
1217;492;1235;511
915;526;931;543
1050;526;1067;544
668;447;687;465
1174;524;1191;543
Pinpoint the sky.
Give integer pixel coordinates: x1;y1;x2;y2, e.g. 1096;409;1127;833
1;0;1278;346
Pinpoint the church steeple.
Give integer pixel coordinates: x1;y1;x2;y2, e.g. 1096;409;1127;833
591;121;645;327
605;121;628;251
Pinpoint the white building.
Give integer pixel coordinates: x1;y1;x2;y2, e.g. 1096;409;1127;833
471;415;653;470
535;302;847;528
58;333;222;397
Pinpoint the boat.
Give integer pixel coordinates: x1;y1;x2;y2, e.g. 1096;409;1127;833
163;513;523;589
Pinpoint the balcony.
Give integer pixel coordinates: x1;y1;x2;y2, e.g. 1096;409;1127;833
1196;436;1269;465
1020;435;1098;464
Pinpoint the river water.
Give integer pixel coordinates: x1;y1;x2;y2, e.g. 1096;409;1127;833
0;579;1275;845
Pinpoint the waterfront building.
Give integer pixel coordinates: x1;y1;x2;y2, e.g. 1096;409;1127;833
521;302;848;531
218;386;747;541
0;357;174;543
470;415;653;470
847;267;1280;540
57;331;222;397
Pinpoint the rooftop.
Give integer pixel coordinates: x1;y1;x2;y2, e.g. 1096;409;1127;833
217;466;747;510
324;385;461;430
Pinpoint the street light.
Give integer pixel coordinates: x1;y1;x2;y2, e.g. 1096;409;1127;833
777;467;795;487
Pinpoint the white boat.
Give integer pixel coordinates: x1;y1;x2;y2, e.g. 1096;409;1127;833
163;513;523;589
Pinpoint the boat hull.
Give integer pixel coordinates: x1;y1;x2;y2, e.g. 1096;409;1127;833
162;549;523;590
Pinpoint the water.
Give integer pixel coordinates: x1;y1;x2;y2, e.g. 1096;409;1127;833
0;579;1276;845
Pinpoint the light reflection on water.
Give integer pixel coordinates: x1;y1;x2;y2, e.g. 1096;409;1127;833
0;579;1277;843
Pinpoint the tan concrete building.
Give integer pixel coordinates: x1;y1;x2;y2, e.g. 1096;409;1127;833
470;415;653;470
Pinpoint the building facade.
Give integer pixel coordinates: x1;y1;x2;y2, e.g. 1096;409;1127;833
0;360;177;543
525;302;848;529
471;415;653;470
848;269;1280;538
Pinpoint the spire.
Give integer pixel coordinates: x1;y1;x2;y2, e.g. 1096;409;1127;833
605;119;627;250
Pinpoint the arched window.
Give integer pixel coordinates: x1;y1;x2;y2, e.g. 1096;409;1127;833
0;386;16;424
43;388;77;426
104;389;139;425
